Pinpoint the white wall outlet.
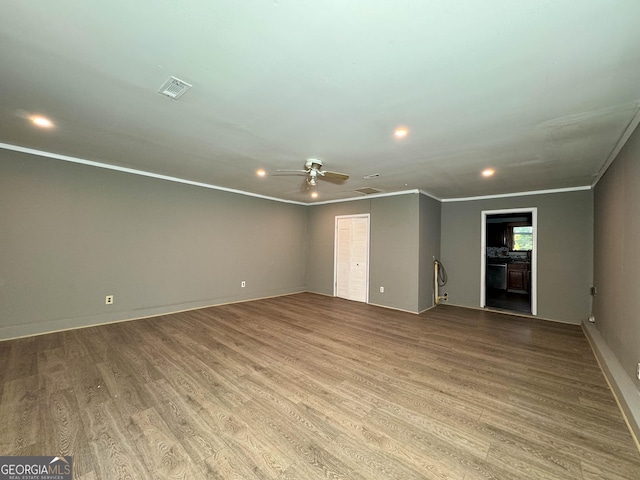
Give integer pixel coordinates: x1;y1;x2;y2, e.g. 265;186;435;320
105;295;114;305
241;281;246;288
637;363;640;380
380;286;384;293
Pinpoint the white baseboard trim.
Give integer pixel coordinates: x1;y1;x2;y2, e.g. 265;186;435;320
418;303;438;314
305;290;431;314
0;290;306;342
582;320;640;452
444;302;581;325
366;302;419;314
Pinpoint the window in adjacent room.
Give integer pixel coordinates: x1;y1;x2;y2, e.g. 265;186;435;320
512;226;533;251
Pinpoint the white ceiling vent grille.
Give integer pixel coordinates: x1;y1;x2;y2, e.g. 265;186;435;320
158;76;192;99
355;187;383;195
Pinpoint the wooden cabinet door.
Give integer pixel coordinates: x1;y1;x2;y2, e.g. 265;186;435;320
508;270;526;290
487;224;507;247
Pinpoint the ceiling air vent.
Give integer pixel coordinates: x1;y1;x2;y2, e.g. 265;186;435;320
158;76;192;99
356;187;383;195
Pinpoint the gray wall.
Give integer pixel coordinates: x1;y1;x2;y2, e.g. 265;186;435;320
1;146;598;340
306;193;425;313
419;194;442;312
369;194;419;312
0;149;308;339
441;190;593;324
593;123;640;385
305;199;371;296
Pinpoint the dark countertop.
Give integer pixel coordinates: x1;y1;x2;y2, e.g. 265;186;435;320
487;257;530;265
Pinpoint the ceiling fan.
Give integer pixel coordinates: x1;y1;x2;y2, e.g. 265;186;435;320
275;159;349;187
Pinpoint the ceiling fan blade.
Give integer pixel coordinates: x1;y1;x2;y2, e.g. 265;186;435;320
273;169;309;176
319;170;349;183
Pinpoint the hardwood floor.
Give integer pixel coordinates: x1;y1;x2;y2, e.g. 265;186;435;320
485;290;531;314
1;293;639;479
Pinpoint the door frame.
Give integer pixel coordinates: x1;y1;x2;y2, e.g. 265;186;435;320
333;214;370;303
480;207;537;315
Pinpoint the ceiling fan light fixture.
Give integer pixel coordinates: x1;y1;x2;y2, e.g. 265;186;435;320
277;158;348;193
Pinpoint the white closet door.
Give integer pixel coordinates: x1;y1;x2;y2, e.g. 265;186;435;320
335;215;369;303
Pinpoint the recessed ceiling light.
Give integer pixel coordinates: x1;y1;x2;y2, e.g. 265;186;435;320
30;115;54;128
256;169;266;177
482;168;495;177
394;127;409;139
310;191;318;199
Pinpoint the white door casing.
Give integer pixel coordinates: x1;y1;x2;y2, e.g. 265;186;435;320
334;214;370;303
480;207;537;315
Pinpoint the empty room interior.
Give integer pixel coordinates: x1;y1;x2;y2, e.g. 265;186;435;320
2;2;640;479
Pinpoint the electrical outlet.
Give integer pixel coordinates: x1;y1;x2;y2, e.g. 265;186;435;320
241;281;246;288
380;286;384;293
105;295;114;305
637;363;640;380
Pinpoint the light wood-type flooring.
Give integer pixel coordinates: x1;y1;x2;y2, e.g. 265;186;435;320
1;293;639;479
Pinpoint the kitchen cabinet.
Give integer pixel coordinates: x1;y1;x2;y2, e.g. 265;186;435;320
507;263;529;293
487;224;507;247
487;221;533;250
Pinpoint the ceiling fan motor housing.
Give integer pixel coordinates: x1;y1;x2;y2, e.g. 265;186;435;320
305;158;323;170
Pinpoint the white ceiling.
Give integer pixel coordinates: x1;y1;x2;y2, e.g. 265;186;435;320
2;1;640;203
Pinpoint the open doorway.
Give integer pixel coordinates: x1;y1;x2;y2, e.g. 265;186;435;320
481;208;537;315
